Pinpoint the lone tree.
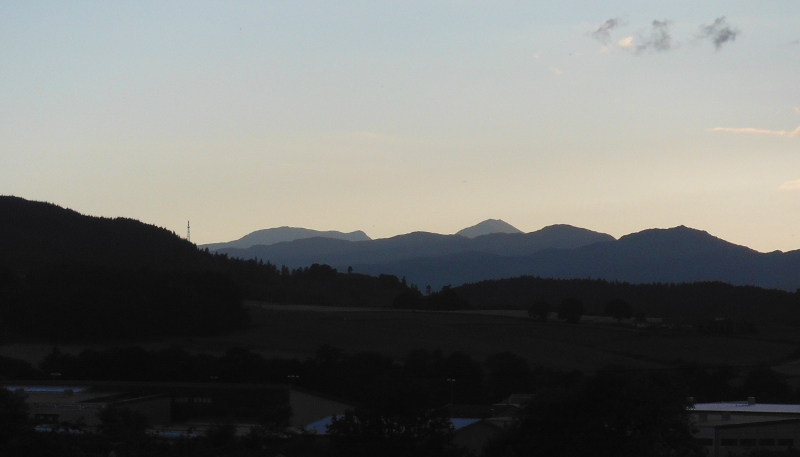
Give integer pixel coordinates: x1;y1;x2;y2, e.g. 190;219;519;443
604;298;633;322
527;300;550;322
557;298;584;324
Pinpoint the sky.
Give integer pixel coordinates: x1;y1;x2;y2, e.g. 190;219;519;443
1;1;799;252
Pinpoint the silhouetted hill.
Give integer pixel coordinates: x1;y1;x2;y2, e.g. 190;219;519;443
215;225;614;273
0;197;419;341
201;226;371;251
0;196;203;273
456;219;522;238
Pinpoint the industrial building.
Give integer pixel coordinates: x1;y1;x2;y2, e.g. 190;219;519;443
692;399;800;457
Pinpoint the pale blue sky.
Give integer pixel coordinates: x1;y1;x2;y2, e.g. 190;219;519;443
2;2;799;251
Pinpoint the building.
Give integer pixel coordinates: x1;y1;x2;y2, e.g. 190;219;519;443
692;399;800;457
5;385;170;429
4;380;354;433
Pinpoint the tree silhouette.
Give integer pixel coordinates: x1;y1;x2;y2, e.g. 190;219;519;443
0;389;28;445
557;298;584;324
484;369;703;457
604;298;633;322
527;300;550;322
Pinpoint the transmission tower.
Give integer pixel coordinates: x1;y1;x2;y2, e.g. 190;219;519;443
187;221;191;242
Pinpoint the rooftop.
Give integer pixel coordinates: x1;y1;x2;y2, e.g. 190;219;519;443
693;402;800;415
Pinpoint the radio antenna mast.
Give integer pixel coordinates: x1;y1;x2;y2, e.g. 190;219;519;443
187;221;191;242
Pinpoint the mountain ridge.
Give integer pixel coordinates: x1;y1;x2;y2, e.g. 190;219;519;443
5;195;799;292
214;224;616;269
201;226;371;251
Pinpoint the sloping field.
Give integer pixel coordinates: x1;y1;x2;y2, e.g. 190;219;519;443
3;305;796;374
171;306;799;372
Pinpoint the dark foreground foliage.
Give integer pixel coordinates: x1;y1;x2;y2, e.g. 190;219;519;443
483;369;704;457
5;344;800;456
0;266;248;341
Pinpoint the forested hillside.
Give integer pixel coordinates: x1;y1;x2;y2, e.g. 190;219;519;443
0;197;418;342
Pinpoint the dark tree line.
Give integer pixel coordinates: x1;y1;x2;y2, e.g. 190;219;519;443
456;276;800;324
29;345;537;405
0;259;431;342
5;344;798;408
0;266;248;341
391;284;471;311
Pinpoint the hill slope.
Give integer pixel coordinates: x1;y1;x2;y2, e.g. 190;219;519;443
0;197;414;341
0;196;203;272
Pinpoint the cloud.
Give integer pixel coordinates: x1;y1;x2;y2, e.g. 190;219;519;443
592;18;623;44
636;20;673;53
709;126;800;137
697;17;739;50
779;180;800;191
618;36;633;49
590;17;741;55
794;107;800;116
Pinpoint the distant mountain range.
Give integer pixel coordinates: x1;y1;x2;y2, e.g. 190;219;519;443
201;227;371;251
208;223;800;292
5;195;800;292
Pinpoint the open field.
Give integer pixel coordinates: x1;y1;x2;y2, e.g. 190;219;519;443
4;304;798;375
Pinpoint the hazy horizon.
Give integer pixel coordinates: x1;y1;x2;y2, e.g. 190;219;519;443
2;2;798;252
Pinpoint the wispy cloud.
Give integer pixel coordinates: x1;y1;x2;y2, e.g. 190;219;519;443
709;126;800;137
697;17;739;50
591;18;623;44
636;20;673;53
590;17;741;54
779;180;800;191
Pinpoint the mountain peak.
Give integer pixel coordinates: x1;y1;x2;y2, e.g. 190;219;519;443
456;219;522;238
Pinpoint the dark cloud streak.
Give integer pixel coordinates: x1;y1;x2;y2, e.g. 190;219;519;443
698;17;739;50
592;18;622;44
636;20;673;53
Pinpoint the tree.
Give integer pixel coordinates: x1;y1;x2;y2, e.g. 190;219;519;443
328;407;460;457
484;368;704;457
486;352;531;401
392;289;424;310
97;405;150;452
604;298;633;322
0;388;28;445
426;286;470;311
527;300;550;322
557;298;584;324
